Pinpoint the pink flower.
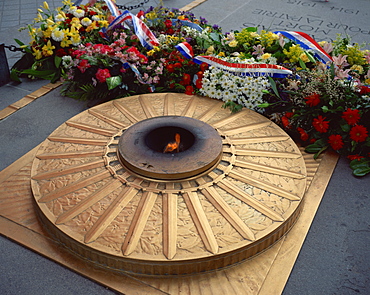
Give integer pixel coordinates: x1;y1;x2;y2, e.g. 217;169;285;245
252;44;265;56
95;68;111;83
332;54;349;69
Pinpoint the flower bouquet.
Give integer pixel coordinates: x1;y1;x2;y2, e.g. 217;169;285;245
12;1;370;176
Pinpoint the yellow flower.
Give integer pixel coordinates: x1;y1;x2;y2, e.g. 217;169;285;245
60;37;72;48
62;0;73;5
218;52;226;57
365;78;370;85
228;40;238;47
206;45;214;55
145;12;156;20
261;53;272;60
68;26;80;39
299;52;309;63
71;17;82;29
98;20;109;28
34;13;43;22
32;47;42;60
86;21;99;32
43;26;53;38
42;40;55;56
147;49;155;56
178;15;186;20
71;35;81;46
43;1;49;10
46;18;55;26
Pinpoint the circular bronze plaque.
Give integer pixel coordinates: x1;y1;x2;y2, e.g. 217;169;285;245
31;93;307;276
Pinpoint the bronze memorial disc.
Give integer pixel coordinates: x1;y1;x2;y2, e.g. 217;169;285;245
31;93;307;276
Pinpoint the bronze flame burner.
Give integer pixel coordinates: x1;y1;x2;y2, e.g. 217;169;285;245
117;116;223;180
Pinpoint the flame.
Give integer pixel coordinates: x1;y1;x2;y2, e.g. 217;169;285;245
164;133;180;153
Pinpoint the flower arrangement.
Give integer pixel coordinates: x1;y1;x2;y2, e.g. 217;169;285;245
12;1;370;176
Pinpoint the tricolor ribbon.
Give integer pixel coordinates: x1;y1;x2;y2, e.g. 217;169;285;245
274;31;333;64
107;10;159;50
193;56;293;78
175;42;194;59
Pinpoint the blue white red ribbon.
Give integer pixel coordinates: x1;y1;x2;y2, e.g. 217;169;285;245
274;31;333;64
103;0;121;17
175;42;194;59
107;10;159;50
122;62;155;92
193;56;293;78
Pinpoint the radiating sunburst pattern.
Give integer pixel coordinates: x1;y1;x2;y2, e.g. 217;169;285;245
30;93;307;275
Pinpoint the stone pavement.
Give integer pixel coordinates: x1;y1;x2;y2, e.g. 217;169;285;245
0;0;369;294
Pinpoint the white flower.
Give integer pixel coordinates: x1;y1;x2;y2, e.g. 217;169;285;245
62;55;72;68
81;17;92;27
51;28;64;42
55;14;65;22
73;9;85;18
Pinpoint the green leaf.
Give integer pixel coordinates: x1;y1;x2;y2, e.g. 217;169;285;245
209;32;221;42
353;166;370;177
54;56;62;68
106;76;122;90
304;51;316;63
245;27;257;32
258;103;271;108
298;58;307;70
341;123;350;132
322;105;329;113
268;76;281;99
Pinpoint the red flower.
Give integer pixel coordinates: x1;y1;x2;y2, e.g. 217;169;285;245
164;19;173;28
195;79;203;89
55;48;67;57
185;85;194;95
297;127;309;141
77;59;91;73
180;73;191;86
349;125;368;142
95;68;111;83
304;93;320;107
342;108;361;126
328;134;344;150
200;62;209;72
166;64;175;73
359;85;370;95
347;154;365;161
312;115;329;133
281;116;291;129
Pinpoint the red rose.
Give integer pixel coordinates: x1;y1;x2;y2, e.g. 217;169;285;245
349;125;368;142
312;115;329;133
304;93;320;107
95;68;111;83
297;127;309;141
342;108;361;126
328;134;344;150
